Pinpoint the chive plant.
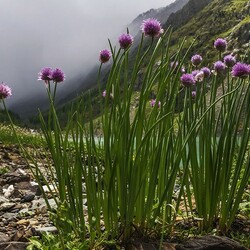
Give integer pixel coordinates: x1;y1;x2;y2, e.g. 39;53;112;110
1;19;250;248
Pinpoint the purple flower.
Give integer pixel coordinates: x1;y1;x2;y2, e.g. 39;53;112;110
201;67;211;78
119;33;134;49
214;61;226;74
150;99;156;107
195;71;204;82
224;54;236;67
231;62;250;78
191;54;202;66
191;91;196;99
51;68;65;83
99;49;111;64
38;67;53;82
141;18;163;38
0;83;12;99
102;90;106;97
214;38;227;52
150;99;161;108
181;73;196;87
192;70;200;77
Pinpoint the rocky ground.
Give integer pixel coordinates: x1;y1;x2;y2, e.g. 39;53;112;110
0;142;249;250
0;143;57;250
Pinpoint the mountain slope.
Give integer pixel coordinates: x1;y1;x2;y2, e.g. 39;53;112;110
166;0;250;63
128;0;189;35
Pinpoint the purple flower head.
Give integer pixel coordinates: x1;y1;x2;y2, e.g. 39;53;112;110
150;99;156;107
224;54;236;67
231;62;250;79
150;99;161;108
119;33;134;50
51;68;65;83
0;83;12;99
191;91;196;99
141;18;163;38
201;67;211;78
191;54;202;66
192;70;200;77
180;73;196;87
214;38;227;52
214;61;226;74
195;71;204;82
99;49;111;64
38;67;53;82
102;90;106;97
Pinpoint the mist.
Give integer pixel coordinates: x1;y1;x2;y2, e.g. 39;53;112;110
0;0;175;117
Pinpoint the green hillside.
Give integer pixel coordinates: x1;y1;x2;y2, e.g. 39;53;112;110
167;0;250;63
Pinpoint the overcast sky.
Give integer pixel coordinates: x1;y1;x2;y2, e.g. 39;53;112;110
0;0;175;113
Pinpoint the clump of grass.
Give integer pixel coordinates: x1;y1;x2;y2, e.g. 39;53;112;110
0;124;44;146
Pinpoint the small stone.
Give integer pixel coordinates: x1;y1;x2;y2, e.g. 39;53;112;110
175;235;247;250
0;202;15;212
29;219;39;226
0;232;9;242
16;219;30;226
3;185;15;198
35;226;57;235
2;213;16;220
21;193;35;203
10;229;26;242
3;172;30;185
0;242;28;250
0;196;9;204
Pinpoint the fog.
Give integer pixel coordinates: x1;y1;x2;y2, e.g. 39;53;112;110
0;0;175;116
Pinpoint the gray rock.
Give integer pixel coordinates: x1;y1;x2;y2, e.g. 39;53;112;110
0;232;9;242
35;226;57;235
30;198;57;212
0;242;28;250
20;193;35;203
2;213;16;220
2;172;30;185
0;202;15;212
175;235;247;250
0;196;9;204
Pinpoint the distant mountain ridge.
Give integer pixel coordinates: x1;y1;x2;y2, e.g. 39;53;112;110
128;0;189;35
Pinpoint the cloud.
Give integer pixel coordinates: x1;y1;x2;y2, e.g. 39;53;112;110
0;0;174;116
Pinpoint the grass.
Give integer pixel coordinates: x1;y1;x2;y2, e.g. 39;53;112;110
0;123;44;146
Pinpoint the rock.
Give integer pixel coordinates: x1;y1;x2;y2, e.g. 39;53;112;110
35;226;57;235
127;242;176;250
20;194;35;203
30;198;47;212
3;185;15;198
0;232;9;242
29;219;39;226
0;242;29;250
2;213;16;220
30;198;57;212
175;235;247;250
0;202;16;212
0;196;9;204
9;229;26;242
2;172;30;185
16;219;30;226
